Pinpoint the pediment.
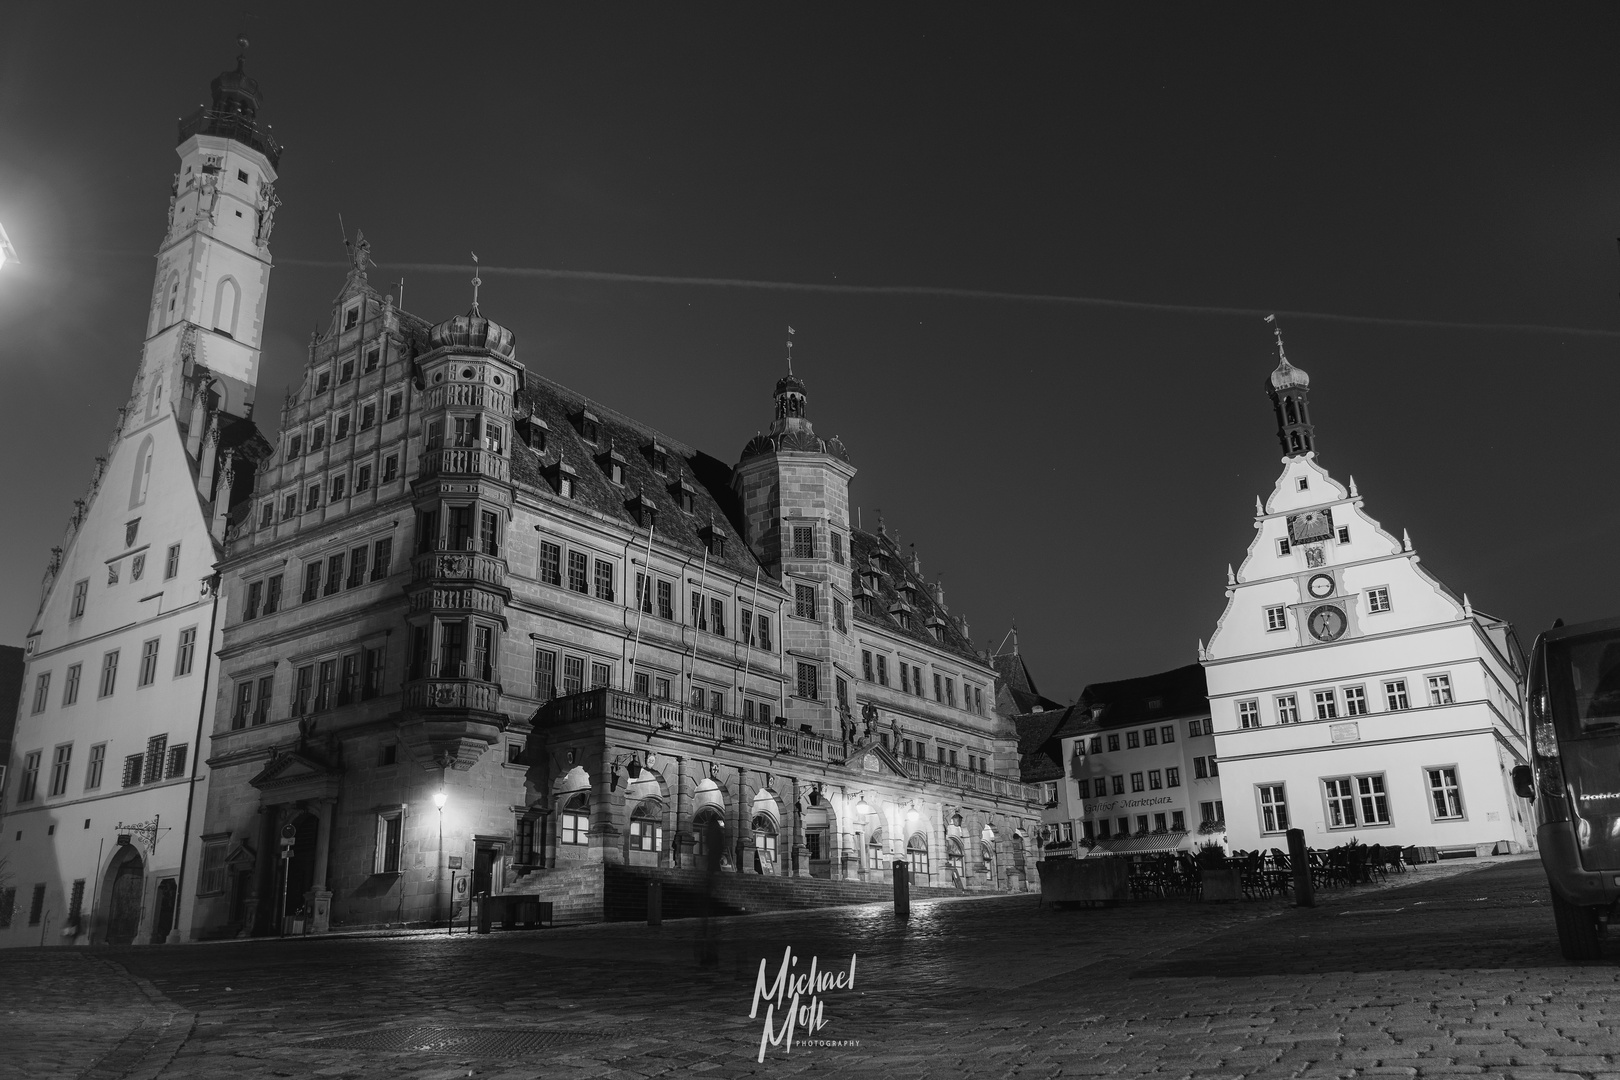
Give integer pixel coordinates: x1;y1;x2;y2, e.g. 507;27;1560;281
250;749;343;802
847;740;911;778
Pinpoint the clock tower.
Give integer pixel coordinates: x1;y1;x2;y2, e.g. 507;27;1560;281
1200;332;1532;857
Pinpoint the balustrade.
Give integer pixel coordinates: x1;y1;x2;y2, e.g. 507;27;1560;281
404;678;501;713
419;447;509;482
411;549;507;588
423;382;512;415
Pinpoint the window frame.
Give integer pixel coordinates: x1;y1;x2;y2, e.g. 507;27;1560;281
1425;765;1466;821
1264;605;1288;632
1366;586;1391;613
1257;783;1289;835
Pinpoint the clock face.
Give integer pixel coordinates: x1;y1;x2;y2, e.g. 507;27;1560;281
1308;604;1348;642
1307;573;1335;599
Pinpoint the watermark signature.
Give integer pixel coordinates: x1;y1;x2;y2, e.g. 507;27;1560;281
748;947;858;1061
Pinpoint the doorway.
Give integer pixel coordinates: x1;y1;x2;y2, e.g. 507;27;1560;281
282;813;319;916
105;848;145;945
473;843;501;896
150;878;177;944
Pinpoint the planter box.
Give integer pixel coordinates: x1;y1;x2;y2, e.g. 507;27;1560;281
1201;866;1244;902
1038;858;1128;906
1403;846;1439;864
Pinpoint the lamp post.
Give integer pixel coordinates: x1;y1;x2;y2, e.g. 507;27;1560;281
433;786;447;925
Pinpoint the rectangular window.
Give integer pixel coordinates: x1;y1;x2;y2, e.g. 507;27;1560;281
325;556;344;596
975;687;984;714
1385;679;1410;711
260;502;274;528
361;403;376;429
166;744;188;779
1277;537;1291;556
1187;718;1206;737
1264;605;1287;631
482;511;501;557
1313;689;1337;720
945;678;956;707
339;653;361;704
590;662;611;689
137;638;160;687
198;840;229;895
539;541;561;585
796;661;819;700
862;650;873;681
1357;774;1390;825
144;735;167;785
899;663;910;694
1276;694;1299;724
794;583;816;619
47;744;71;797
1161;724;1175;743
1194;756;1209;780
165;543;181;580
637;574;654;614
315;659;337;710
253;675;273;723
1258;784;1289;833
99;651;119;697
834;599;847;634
1073;778;1087;801
792;526;814;559
1172;810;1186;831
1148;769;1162;790
292;664;314;716
561;809;589;845
657;580;673;621
85;743;105;790
1131;772;1145;792
562;655;584;696
1111;775;1125;795
1343;685;1368;716
655;676;671;700
709;597;725;637
912;666;923;697
383;454;399;482
1143;727;1157;746
634;672;650;698
567;551;588;593
1089;736;1102;754
831;532;844;564
284;493;298;519
387;392;403;419
245;580;263;621
264;574;282;614
377;813;403;874
71;579;88;619
1427;674;1454;706
1367;587;1391;613
27;885;45;927
311;425;326;451
335;415;350;441
302;560;322;602
591;559;615;602
347;546;367;588
1166;766;1181;787
1324;777;1357;828
934;673;943;702
534;649;557;701
835;676;848;711
122;754;143;788
1107;734;1120;752
1126;730;1140;749
31;672;49;714
689;591;707;630
877;656;889;686
233;680;253;728
1427;766;1465;820
172;626;196;678
361;651;382;702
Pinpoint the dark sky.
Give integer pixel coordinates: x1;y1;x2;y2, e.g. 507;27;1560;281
2;4;1617;704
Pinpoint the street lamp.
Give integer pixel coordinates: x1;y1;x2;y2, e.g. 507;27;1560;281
434;784;447;925
854;793;874;815
433;789;447;810
905;802;920;824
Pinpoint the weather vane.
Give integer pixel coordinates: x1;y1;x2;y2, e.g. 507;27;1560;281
786;326;795;375
1264;313;1288;364
471;252;481;311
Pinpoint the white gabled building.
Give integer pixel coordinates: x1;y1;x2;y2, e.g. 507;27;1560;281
1201;332;1533;858
0;51;278;946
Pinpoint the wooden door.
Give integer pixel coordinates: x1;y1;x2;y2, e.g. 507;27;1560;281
106;860;144;945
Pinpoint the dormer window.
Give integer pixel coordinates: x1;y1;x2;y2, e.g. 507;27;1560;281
596;447;628;486
344;304;360;331
927;615;947;642
668;479;697;513
288;434;303;458
545;460;578;499
645;442;670;474
699;524;725;558
316;370;331;394
574;410;600;443
1297;477;1309;491
627;492;658;529
518;415;548;452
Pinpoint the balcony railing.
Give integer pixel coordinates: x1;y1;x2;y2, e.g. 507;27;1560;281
419;447;509;483
404;678;501;714
177;107;283;166
411;549;507;588
423;383;511;415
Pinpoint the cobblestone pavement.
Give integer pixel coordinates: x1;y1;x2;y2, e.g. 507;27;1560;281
14;854;1620;1079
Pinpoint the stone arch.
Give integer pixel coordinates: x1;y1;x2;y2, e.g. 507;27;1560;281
213;276;241;338
129;436;154;509
99;843;146;945
905;832;930;882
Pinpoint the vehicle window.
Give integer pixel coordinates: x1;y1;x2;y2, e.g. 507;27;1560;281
1552;632;1620;735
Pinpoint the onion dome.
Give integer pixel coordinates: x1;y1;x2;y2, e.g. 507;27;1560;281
210;55;263;120
775;373;807;398
1269;356;1310;390
429;306;516;360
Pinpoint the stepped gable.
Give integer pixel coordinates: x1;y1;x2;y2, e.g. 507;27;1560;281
848;527;979;663
511;374;763;578
1078;662;1208;727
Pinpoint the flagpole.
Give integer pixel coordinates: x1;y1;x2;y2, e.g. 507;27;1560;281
627;520;656;691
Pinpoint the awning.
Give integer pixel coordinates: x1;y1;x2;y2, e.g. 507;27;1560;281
1096;830;1195;855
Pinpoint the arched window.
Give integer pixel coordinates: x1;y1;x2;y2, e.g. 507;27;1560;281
1285;399;1298;424
147;375;164;420
1012;831;1027;871
692;806;725;859
866;827;886;869
751;813;778;870
213;277;241;338
906;833;929;879
629;801;663;852
129;437;154;509
980;840;995;874
1289;432;1302;452
559;792;589;846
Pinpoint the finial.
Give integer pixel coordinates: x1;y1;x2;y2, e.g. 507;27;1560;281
1264;313;1288;366
1197;638;1207;660
786;326;795;376
470;252;481;312
394;278;406;309
1348;475;1358;498
235;35;249;70
1463;593;1473;618
1255;495;1264;517
1402;528;1412;552
1226;564;1236;586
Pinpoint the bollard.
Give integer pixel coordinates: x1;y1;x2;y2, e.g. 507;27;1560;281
648;881;663;926
477;894;493;934
892;859;910;918
1286;827;1314;908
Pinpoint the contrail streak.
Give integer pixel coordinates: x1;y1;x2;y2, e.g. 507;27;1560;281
274;258;1620;339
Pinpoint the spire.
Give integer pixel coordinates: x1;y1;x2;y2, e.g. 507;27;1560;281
1349;475;1359;498
1402;528;1412;552
1226;564;1236;586
469;252;482;315
1263;315;1315;458
1255;495;1265;517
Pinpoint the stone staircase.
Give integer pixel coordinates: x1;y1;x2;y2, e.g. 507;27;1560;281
504;863;993;923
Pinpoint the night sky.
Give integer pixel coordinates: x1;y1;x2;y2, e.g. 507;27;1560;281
2;4;1617;704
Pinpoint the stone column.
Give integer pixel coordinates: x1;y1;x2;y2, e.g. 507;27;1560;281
789;776;808;877
310;797;335;932
589;751;624;865
734;766;756;874
672;755;690;869
245;805;276;936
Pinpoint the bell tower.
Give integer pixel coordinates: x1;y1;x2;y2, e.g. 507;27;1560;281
1264;318;1314;458
133;42;281;444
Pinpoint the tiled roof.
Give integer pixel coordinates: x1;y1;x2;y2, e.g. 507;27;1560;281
992;652;1063;715
1013;706;1074;783
1078;663;1208;727
512;375;766;580
848;528;982;665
